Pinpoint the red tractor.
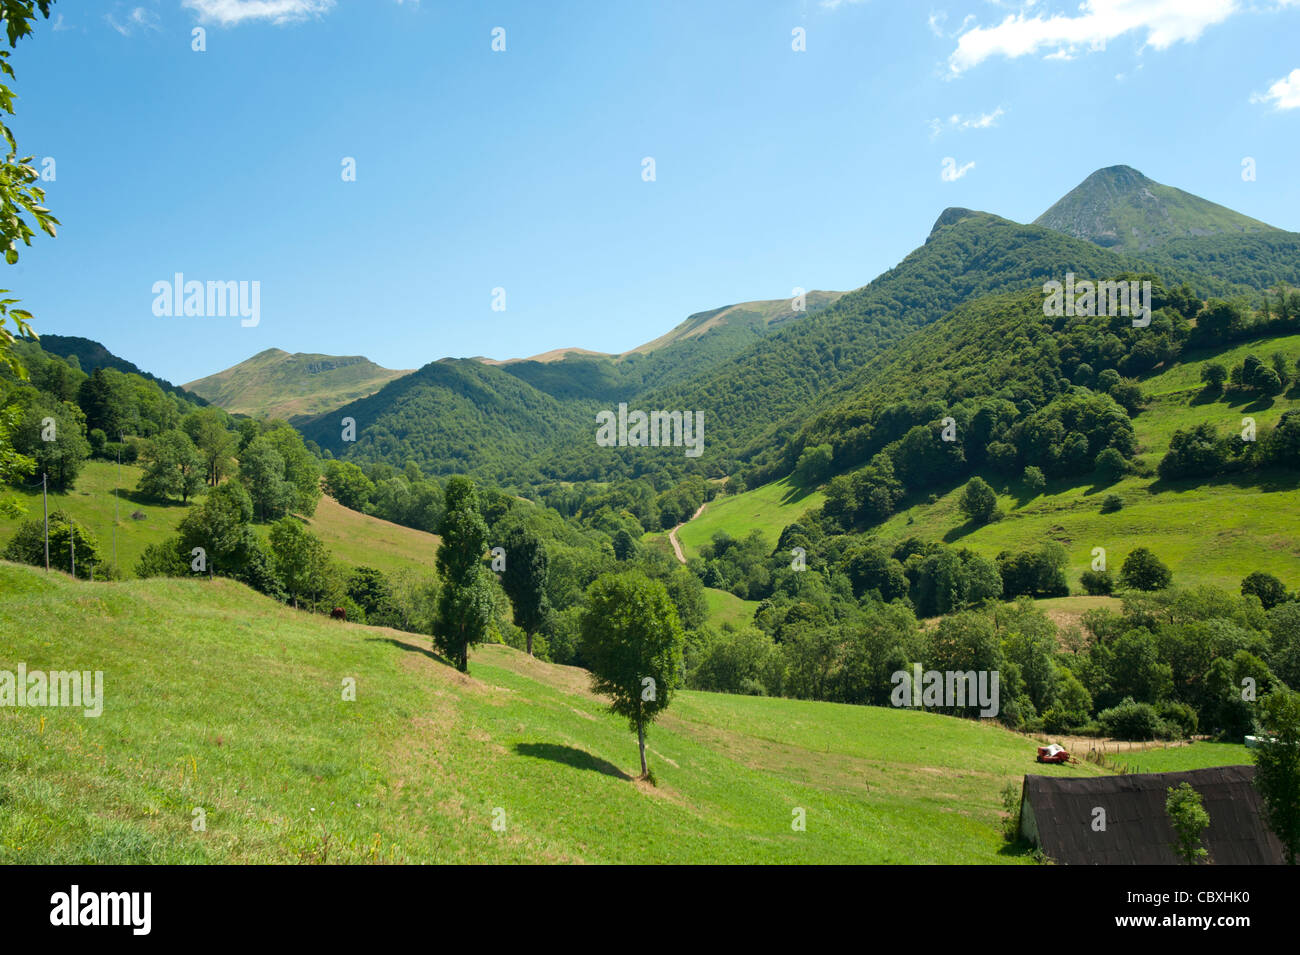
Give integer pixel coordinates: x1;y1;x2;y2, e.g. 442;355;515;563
1036;743;1075;764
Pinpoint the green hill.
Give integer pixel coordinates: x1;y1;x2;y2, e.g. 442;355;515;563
624;291;844;355
23;334;205;405
615;212;1145;478
1035;165;1279;253
709;280;1300;593
184;348;413;422
297;358;590;484
0;562;1126;864
495;292;843;405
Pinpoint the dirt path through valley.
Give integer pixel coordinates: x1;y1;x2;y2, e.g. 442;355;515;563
668;503;707;564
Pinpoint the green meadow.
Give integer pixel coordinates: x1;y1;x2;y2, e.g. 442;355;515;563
8;561;1249;865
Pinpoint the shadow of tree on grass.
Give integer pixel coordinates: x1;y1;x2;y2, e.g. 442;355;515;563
512;742;631;780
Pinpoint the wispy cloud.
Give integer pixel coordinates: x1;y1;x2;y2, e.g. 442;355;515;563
1251;67;1300;110
105;6;160;37
947;0;1241;75
929;107;1005;139
182;0;336;27
820;0;869;10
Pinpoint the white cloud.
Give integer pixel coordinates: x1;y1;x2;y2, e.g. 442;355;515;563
947;0;1240;75
1251;67;1300;110
941;157;976;181
821;0;869;10
182;0;336;27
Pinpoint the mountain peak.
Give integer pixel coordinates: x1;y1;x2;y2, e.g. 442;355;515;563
927;207;1005;242
1034;165;1278;252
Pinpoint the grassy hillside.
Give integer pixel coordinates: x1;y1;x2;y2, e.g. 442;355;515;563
0;561;1131;864
875;469;1300;592
184;348;412;421
856;333;1300;591
0;459;439;579
676;478;824;559
702;586;760;629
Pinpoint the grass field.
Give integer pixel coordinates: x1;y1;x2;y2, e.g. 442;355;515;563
0;460;439;580
2;560;1134;864
676;478;824;560
1099;742;1252;775
702;586;761;629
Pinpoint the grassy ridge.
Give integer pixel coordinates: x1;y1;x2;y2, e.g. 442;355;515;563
183;348;412;421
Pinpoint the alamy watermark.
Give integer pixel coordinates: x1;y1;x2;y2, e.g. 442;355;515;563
1043;272;1151;328
152;273;260;327
890;664;999;718
1;664;104;717
596;403;704;457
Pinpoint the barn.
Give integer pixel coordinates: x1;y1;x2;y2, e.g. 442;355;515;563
1019;765;1285;864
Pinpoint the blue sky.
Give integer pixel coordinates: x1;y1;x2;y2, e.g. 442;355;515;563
10;0;1300;384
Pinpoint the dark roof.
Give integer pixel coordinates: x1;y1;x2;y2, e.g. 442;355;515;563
1021;765;1285;865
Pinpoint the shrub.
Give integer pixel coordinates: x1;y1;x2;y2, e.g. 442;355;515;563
1095;447;1127;483
1000;782;1022;843
1080;568;1115;595
1023;465;1046;492
1101;493;1123;513
1098;697;1171;740
1156;700;1199;739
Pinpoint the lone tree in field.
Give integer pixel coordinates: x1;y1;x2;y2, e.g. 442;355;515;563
1165;782;1210;865
499;523;550;656
1252;688;1300;865
579;571;685;778
1120;547;1172;591
434;476;495;672
958;476;998;525
1199;362;1227;391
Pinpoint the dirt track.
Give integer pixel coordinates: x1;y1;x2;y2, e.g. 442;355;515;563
668;503;707;563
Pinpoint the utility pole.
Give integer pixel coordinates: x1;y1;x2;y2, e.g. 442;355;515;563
42;471;49;572
113;435;121;568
